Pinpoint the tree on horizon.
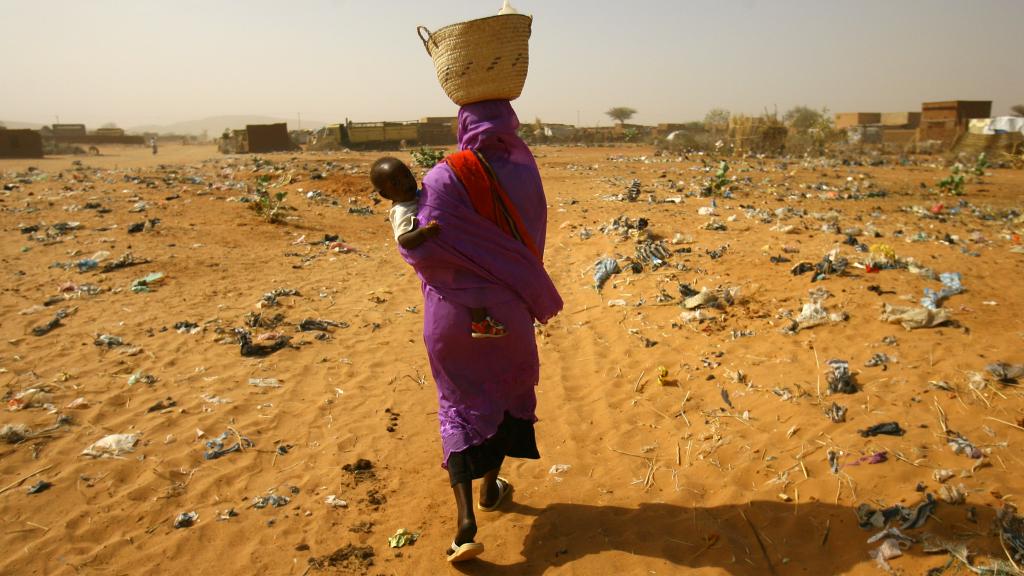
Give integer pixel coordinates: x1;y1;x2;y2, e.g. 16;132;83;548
606;107;637;126
704;108;730;133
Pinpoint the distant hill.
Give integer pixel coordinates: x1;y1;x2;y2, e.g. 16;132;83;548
126;115;328;136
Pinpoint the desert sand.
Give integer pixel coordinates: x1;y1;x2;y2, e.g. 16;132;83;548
1;143;1023;575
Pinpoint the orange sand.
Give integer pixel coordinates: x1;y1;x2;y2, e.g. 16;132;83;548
1;144;1022;575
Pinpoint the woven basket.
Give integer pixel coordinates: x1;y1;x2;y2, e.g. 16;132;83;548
417;14;532;106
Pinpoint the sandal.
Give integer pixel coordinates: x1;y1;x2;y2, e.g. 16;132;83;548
477;477;512;512
446;540;485;562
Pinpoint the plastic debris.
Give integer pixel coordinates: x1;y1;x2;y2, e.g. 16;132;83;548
938;483;967;504
0;424;32;444
324;495;348;508
868;538;905;572
131;272;165;293
946;431;983;459
880;304;951;330
94;334;124;348
826;360;856;394
987;362;1024;383
252;494;290;509
593;258;620;291
921;272;963;310
204;430;254;460
82;433;139;458
234;328;290;358
26;480;52;494
174;511;198;528
249;378;282;388
387;528;420;548
932;469;955;483
128;372;157;386
548;464;571;475
7;388;53;411
31;308;70;336
824;402;847;423
858;422;905;437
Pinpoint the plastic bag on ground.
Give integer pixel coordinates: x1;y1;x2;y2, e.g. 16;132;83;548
82;433;139;458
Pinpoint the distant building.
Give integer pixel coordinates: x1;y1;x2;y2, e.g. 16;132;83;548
51;124;88;142
95;127;126;137
0;128;44;158
835;113;881;130
245;123;297;153
880;112;921;129
919;100;992;143
417;117;457;146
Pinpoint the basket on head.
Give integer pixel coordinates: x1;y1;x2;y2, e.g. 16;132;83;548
417;14;532;107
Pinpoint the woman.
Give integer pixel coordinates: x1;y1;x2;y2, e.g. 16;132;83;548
399;99;562;562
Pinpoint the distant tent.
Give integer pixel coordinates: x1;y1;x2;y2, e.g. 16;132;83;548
245;123;297;153
0;128;44;158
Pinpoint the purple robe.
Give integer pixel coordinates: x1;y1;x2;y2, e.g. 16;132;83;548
399;100;563;467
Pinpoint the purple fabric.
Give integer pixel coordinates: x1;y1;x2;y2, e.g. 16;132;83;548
399;100;563;466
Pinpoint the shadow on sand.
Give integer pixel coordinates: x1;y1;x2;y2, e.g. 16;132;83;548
452;498;1005;575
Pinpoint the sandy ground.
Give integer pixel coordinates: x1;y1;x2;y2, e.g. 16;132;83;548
1;144;1023;575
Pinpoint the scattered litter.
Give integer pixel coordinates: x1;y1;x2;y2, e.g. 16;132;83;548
252;494;290;509
31;308;70;336
0;424;32;443
174;511;198;528
130;272;165;293
593;258;620;291
249;378;282;388
235;328;290;357
826;360;856;394
128;372;157;386
938;483;968;505
946;431;983;459
825;402;847;423
82;433;139;458
880;303;951;330
859;422;905;437
549;464;572;475
987;362;1024;384
388;528;419;548
94;334;124;348
325;495;348;508
204;430;254;460
26;480;52;495
921;272;964;310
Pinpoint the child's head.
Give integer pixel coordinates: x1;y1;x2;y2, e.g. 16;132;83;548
370;157;417;203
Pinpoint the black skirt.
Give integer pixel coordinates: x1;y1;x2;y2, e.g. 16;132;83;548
446;413;539;486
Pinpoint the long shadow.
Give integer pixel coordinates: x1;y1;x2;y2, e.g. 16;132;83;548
453;498;1005;575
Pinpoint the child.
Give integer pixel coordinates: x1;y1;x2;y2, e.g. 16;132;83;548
370;156;507;339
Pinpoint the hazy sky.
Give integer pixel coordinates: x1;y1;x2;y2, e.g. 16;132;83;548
2;0;1022;128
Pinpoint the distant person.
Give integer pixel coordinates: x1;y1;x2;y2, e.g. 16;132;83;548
370;156;508;338
377;101;561;563
150;137;158;155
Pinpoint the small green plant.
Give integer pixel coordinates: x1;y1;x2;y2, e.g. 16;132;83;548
248;175;289;223
712;160;730;193
411;147;446;170
938;163;965;196
972;152;989;176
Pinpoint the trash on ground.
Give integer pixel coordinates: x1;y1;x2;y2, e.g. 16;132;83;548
82;433;139;458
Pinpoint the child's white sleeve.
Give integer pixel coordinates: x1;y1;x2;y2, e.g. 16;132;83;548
388;202;418;239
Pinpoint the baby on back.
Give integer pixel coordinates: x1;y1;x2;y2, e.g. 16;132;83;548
369;156;507;339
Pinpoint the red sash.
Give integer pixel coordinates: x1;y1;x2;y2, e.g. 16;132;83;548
445;150;541;260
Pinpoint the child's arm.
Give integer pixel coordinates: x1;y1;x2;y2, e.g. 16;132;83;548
397;220;440;249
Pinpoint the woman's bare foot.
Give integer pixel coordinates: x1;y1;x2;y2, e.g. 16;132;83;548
479;476;501;509
445;518;478;555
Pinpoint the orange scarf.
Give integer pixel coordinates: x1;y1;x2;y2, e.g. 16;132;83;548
445;150;541;260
